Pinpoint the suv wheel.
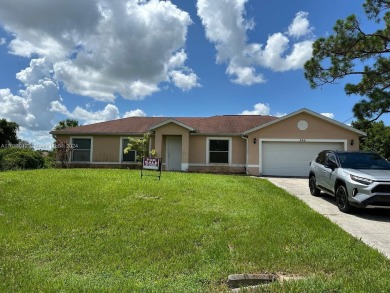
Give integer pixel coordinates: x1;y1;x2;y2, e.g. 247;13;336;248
335;185;353;213
309;175;321;196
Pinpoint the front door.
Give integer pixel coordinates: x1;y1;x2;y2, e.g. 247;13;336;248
166;136;182;171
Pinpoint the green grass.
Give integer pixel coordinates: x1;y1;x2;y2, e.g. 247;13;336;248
0;169;389;292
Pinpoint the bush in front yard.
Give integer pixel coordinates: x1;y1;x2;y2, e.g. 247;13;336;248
0;147;45;171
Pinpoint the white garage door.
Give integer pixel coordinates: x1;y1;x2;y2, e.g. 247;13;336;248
261;141;345;177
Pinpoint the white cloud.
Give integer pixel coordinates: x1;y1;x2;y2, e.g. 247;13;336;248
240;103;288;117
17;127;56;150
1;0;102;59
73;104;120;124
274;112;287;118
168;49;187;69
288;11;314;38
0;58;61;135
170;70;200;91
197;0;314;83
226;63;266;85
255;34;314;72
0;88;29;121
50;102;120;125
52;0;196;100
257;33;289;70
283;40;314;70
0;79;60;131
49;100;68;114
0;0;198;103
197;0;249;64
321;112;335;119
168;50;200;90
16;58;51;85
240;103;270;115
123;109;147;117
0;0;201;145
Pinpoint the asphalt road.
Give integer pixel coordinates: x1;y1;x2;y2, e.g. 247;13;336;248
265;177;390;260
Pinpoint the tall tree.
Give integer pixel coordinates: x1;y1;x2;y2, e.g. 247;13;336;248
304;0;390;121
0;118;19;146
352;119;390;160
54;119;79;130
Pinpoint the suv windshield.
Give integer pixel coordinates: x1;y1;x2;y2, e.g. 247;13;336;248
338;152;390;170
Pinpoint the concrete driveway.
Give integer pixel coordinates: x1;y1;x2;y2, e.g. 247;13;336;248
265;177;390;259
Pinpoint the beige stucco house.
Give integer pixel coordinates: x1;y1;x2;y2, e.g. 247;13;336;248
50;108;366;177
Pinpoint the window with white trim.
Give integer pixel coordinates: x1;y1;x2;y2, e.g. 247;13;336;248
72;138;91;162
209;139;229;163
122;138;136;162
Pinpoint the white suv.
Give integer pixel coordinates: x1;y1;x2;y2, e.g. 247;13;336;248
309;151;390;213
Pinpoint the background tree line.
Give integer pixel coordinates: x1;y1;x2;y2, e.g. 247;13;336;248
0;118;80;170
0;118;54;171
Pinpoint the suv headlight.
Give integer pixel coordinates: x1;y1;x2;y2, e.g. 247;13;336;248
350;174;373;185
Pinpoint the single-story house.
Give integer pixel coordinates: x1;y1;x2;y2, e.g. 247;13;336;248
50;108;366;177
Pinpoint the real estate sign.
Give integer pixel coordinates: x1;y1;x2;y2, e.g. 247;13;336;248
141;157;162;180
142;157;161;170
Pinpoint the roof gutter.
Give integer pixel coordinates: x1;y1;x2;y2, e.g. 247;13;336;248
49;132;145;136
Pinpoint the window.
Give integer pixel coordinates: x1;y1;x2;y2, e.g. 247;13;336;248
209;139;229;163
72;138;91;162
122;138;136;162
325;153;337;166
315;151;327;165
338;152;390;170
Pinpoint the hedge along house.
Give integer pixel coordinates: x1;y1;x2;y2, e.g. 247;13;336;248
50;108;366;177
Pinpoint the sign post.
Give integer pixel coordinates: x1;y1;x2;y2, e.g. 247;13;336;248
141;157;162;180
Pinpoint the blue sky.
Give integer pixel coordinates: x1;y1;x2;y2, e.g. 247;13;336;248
0;0;387;149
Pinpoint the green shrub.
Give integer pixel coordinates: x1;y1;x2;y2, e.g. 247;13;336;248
42;151;56;169
0;147;45;171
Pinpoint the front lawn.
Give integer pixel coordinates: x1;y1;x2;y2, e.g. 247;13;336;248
0;169;389;292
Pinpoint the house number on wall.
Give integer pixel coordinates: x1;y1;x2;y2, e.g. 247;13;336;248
299;139;306;142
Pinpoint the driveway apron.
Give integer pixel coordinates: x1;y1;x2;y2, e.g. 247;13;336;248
265;177;390;260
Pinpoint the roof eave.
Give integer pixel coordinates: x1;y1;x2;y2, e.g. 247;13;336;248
50;131;146;136
190;132;242;136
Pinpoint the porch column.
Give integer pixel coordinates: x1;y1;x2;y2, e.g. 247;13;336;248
154;132;163;161
181;133;190;171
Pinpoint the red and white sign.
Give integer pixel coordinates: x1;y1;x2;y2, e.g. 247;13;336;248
142;157;161;170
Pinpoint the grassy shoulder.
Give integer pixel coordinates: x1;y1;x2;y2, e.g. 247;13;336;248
0;169;389;292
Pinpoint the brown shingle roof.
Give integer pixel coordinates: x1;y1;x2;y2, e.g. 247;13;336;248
50;115;278;135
